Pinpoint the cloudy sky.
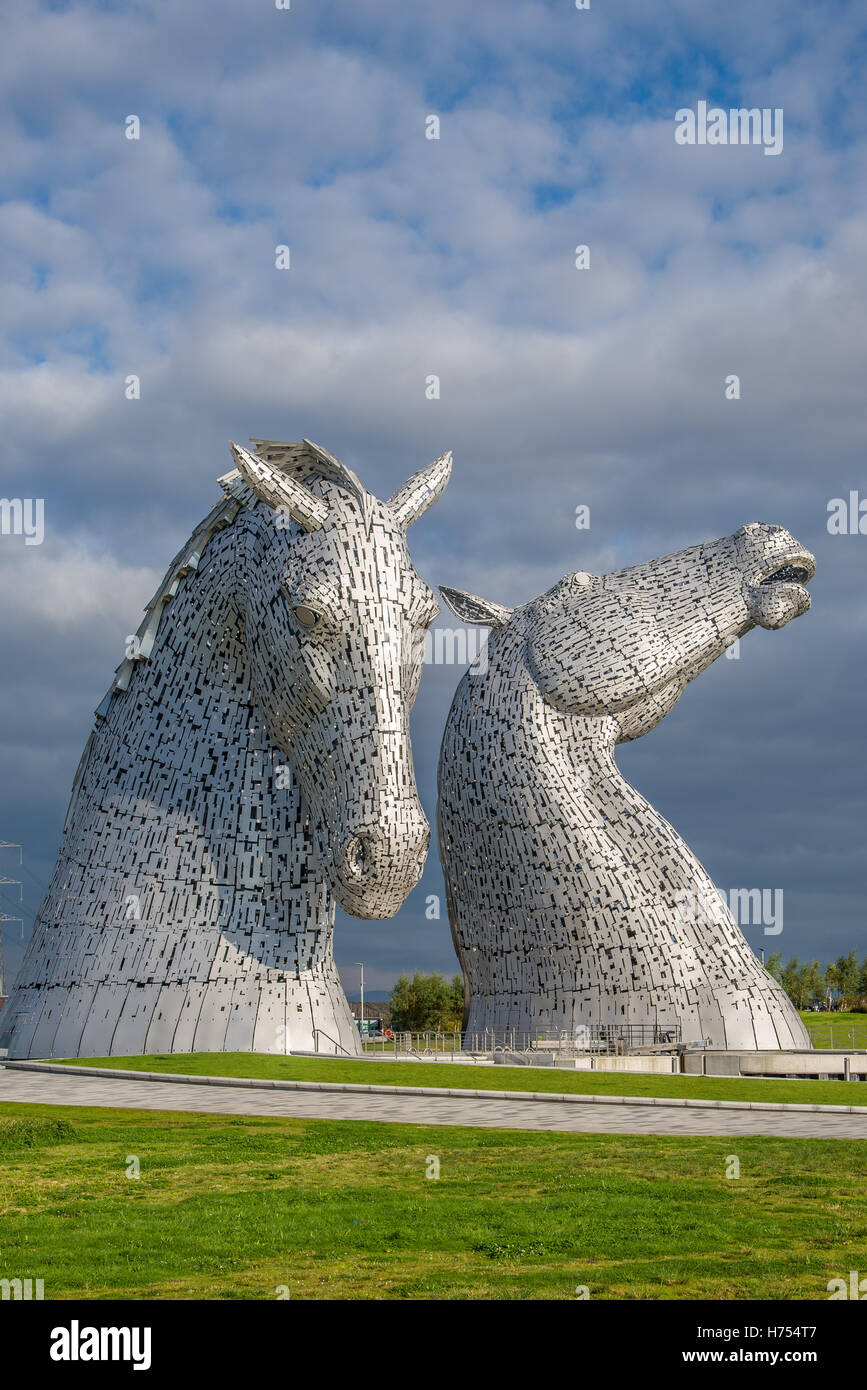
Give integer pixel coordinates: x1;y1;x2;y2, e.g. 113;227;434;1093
1;0;865;996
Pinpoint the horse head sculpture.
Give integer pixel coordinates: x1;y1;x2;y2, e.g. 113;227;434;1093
1;439;450;1059
438;523;815;1051
232;439;447;920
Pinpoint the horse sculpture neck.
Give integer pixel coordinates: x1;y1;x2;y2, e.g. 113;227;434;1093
2;503;342;1059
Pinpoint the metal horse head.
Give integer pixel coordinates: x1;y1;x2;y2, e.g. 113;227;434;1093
230;439;450;920
437;521;816;1050
442;522;815;743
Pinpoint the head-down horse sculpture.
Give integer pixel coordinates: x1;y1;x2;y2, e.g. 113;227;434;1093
438;523;815;1051
1;438;450;1059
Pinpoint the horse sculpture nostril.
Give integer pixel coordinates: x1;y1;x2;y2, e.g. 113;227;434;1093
343;836;368;880
336;819;429;896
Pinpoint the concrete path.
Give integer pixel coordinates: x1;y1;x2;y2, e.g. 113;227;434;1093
1;1065;865;1138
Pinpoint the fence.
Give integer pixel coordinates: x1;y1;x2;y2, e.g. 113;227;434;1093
362;1023;680;1058
362;1023;866;1055
806;1022;867;1051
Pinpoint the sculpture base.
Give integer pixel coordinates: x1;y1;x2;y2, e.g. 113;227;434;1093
0;974;361;1060
462;987;811;1052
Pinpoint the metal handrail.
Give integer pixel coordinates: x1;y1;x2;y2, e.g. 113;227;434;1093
312;1027;356;1057
363;1023;681;1057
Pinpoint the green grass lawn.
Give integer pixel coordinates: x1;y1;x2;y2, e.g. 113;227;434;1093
801;1012;867;1049
50;1051;867;1108
1;1102;864;1301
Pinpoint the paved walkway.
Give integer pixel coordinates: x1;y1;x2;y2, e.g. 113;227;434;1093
1;1066;865;1138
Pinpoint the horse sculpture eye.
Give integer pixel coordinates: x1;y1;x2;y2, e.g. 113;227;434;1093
293;605;319;629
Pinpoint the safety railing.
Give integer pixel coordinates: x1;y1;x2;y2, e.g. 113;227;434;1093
806;1022;867;1051
313;1027;357;1057
361;1023;680;1057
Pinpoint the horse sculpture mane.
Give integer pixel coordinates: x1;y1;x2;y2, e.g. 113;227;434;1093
2;438;450;1060
104;438;365;702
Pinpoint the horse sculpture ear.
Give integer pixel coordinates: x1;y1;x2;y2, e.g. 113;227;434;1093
229;442;329;532
388;450;452;531
439;586;514;628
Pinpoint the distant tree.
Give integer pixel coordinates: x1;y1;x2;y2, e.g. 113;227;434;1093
802;960;824;1011
775;955;821;1010
449;974;465;1030
831;950;859;1011
824;959;839;1009
390;971;464;1032
856;955;867;1013
780;955;802;1007
767;951;862;1013
390;971;439;1031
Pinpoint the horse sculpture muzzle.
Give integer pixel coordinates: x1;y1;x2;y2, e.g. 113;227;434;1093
735;522;816;630
334;813;430;919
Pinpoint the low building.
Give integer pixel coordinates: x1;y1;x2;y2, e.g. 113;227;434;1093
347;1000;392;1029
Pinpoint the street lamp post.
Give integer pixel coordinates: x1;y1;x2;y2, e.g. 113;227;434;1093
355;962;364;1042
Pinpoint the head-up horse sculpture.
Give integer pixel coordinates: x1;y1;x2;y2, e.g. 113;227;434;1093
1;439;449;1059
438;523;815;1051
